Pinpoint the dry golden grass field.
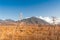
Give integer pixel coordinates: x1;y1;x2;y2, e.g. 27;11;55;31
0;24;60;40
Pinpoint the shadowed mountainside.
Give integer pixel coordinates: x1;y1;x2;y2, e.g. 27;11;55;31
19;17;50;25
0;17;50;25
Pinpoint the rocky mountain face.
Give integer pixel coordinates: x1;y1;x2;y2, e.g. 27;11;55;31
0;17;50;25
20;17;49;25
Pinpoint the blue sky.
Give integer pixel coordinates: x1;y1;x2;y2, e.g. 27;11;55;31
0;0;60;20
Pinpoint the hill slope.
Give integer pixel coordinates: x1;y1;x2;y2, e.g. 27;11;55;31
20;17;49;25
0;17;49;25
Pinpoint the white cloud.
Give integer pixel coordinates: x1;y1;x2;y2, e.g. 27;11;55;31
38;16;60;24
37;16;52;23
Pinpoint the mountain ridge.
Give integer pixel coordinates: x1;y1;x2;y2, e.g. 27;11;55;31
0;17;51;25
20;17;49;25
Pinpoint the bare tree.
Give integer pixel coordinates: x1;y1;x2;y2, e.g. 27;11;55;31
17;12;23;27
12;13;23;40
52;16;57;25
19;12;23;20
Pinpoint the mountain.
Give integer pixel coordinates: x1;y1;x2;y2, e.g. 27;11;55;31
5;19;15;22
0;19;16;25
0;17;50;25
0;19;4;23
0;19;4;25
20;17;49;25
